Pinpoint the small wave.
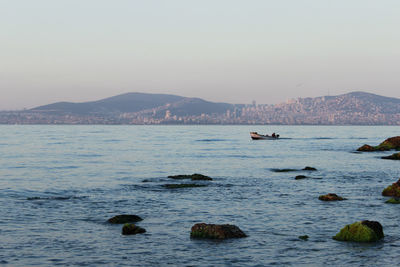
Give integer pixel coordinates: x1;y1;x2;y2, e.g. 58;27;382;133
49;166;79;170
270;168;299;172
196;139;228;142
103;139;122;143
27;196;87;201
77;154;103;158
227;154;255;159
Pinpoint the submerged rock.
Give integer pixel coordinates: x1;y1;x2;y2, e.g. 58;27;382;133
385;198;400;204
298;235;309;240
122;223;146;235
190;223;247;239
295;175;307;180
108;215;143;224
302;166;317;171
168;173;213;181
333;220;384;242
318;193;346;201
382;178;400;197
163;183;207;189
357;136;400;152
382;152;400;160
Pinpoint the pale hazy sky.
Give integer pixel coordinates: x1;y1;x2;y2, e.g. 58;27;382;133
1;0;399;110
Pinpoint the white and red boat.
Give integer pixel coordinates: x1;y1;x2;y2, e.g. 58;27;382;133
250;132;279;140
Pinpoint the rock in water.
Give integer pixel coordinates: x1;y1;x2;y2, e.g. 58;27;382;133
357;144;377;152
122;223;146;235
163;184;207;189
382;178;400;197
298;235;309;240
190;174;213;180
108;215;143;224
333;220;384;242
295;175;307;180
190;223;247;239
378;136;400;150
382;152;400;160
302;166;317;171
318;193;346;201
385;198;400;204
168;173;213;180
357;136;400;152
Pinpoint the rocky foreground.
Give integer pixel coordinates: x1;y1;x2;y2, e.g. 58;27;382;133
104;169;400;243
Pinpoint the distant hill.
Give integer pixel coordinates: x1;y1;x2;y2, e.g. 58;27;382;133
1;91;399;125
263;91;400;124
31;92;234;116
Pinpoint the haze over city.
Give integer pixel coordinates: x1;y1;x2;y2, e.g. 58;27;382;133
1;0;399;110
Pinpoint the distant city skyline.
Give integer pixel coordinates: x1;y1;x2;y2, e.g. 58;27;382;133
1;0;399;110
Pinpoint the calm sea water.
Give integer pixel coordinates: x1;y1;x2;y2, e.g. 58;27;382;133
1;125;400;266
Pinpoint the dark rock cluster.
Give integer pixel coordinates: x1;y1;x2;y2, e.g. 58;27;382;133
190;223;247;239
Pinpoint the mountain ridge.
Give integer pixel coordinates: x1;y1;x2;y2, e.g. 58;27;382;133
1;91;399;125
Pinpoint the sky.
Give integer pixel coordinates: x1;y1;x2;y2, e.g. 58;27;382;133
1;0;399;110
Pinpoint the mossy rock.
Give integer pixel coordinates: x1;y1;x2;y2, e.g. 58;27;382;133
122;223;146;235
357;144;376;152
385;198;400;204
190;223;247;239
163;183;207;189
319;193;346;201
302;166;317;171
168;173;212;181
357;136;400;152
382;179;400;197
108;215;143;224
333;220;384;242
378;136;400;149
382;152;400;160
295;175;307;180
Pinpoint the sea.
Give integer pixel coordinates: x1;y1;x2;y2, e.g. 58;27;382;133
1;125;400;266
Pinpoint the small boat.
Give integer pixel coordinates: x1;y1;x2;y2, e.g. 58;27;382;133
250;132;279;140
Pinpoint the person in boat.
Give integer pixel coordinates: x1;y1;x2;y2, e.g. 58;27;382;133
272;133;276;138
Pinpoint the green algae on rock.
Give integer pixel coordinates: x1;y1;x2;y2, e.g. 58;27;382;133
357;136;400;152
168;173;213;180
122;223;146;235
333;220;384;242
190;223;247;239
108;215;143;224
385;198;400;204
318;193;346;201
357;144;377;152
382;152;400;160
163;183;207;189
382;179;400;197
